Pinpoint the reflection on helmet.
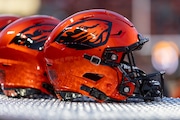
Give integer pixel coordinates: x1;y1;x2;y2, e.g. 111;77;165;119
0;15;60;98
0;15;20;32
44;9;164;102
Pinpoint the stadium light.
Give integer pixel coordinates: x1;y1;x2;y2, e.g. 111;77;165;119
151;41;179;75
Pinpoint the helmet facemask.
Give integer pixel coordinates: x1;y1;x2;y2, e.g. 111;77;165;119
102;34;164;102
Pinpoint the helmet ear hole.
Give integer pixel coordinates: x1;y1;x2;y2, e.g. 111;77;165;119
83;73;103;81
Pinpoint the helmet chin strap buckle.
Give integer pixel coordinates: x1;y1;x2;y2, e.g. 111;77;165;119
84;54;101;66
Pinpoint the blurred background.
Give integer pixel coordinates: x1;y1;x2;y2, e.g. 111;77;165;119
0;0;179;98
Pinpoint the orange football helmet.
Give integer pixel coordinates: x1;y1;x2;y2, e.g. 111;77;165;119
44;9;164;102
0;15;60;98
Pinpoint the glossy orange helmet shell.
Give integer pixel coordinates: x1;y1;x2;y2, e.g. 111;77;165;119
44;9;164;102
0;15;60;98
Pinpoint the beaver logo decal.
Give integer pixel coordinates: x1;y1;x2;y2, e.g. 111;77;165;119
55;19;112;50
10;22;57;50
